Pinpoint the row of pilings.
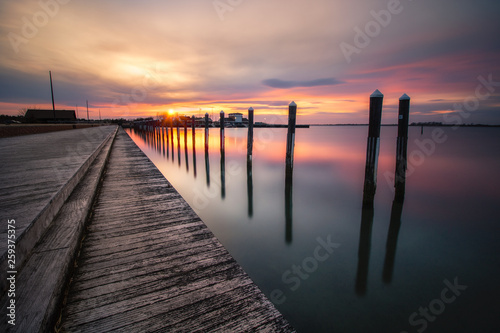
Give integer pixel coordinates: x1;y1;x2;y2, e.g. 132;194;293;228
132;91;411;252
357;90;411;297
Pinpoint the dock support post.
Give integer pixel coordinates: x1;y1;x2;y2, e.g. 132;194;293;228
192;115;197;177
247;107;254;218
395;94;410;202
220;111;225;199
170;120;174;163
177;119;181;165
205;113;210;186
285;102;297;168
205;113;209;154
362;90;384;208
247;107;254;160
184;119;189;171
284;102;296;244
220;111;225;153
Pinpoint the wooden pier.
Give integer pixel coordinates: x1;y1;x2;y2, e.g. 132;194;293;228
1;127;294;332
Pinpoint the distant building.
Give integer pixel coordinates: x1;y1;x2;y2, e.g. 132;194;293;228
228;113;243;123
25;109;76;122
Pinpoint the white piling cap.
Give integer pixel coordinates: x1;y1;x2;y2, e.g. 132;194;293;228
370;89;383;97
400;93;410;101
289;101;297;107
220;110;224;113
249;107;254;111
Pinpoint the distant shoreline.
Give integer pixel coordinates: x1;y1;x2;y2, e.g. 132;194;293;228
308;123;500;127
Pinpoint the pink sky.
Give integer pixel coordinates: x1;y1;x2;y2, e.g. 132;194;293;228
1;0;499;124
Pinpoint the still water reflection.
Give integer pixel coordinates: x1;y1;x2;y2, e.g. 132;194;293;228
126;126;500;333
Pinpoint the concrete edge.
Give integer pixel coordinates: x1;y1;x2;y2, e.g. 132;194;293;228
44;127;118;333
1;127;118;332
0;125;118;294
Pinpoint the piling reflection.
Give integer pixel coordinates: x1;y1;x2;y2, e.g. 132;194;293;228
202;151;208;187
383;94;410;284
176;125;181;166
382;183;405;284
192;116;197;178
355;196;374;296
184;121;189;172
170;125;174;163
285;162;293;244
247;155;253;218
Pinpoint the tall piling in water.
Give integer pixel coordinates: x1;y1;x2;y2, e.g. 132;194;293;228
362;90;384;208
285;102;297;244
205;113;209;154
192;115;197;177
220;111;225;199
220;111;225;153
204;113;210;187
395;94;410;202
184;119;189;171
247;107;254;218
247;107;254;161
285;102;297;168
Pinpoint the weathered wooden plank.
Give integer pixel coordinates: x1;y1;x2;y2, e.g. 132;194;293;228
0;127;117;333
60;128;294;332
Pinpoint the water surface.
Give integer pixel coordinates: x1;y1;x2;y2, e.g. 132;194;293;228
126;126;500;333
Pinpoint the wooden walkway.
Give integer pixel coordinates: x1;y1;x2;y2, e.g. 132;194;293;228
0;126;117;293
60;128;294;332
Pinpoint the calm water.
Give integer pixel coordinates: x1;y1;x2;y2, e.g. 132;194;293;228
126;126;500;333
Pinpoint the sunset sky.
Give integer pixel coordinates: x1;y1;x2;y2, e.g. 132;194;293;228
1;0;499;124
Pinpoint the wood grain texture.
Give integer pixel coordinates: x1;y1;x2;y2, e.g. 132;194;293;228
61;128;294;332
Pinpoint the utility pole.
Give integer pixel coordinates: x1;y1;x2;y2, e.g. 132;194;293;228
49;71;56;120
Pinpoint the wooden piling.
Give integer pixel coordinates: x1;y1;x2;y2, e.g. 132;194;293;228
220;111;225;153
221;145;226;200
166;124;170;158
247;108;254;217
285;102;297;168
184;119;189;172
177;120;181;165
204;113;210;187
395;94;410;202
362;90;384;207
247;107;254;160
205;113;209;154
192;116;197;178
170;121;174;163
220;111;225;199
